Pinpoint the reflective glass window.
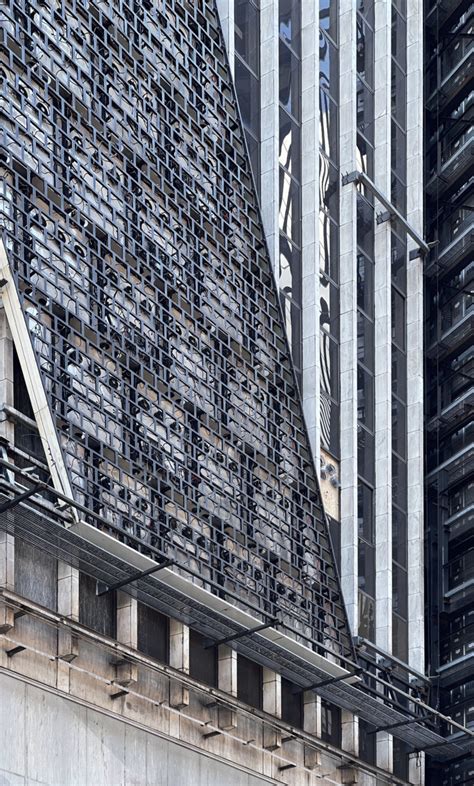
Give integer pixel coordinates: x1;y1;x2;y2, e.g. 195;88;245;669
319;211;339;282
281;677;303;727
320;88;338;163
358;540;376;596
320;393;340;458
357;194;374;257
320;275;340;336
357;251;374;316
358;481;374;542
356;132;374;181
237;655;262;709
357;311;375;372
392;288;406;350
279;40;300;118
320;153;339;217
391;120;406;184
393;613;408;661
235;58;260;136
356;77;374;143
321;700;341;746
137;603;169;663
391;61;407;129
391;7;407;71
391;230;406;292
319;0;338;43
279;108;300;181
358;366;374;430
392;454;407;510
235;0;260;74
279;0;300;54
357;15;374;88
392;564;408;618
392;397;406;458
392;506;407;567
357;0;375;26
359;591;376;640
279;234;301;301
392;345;407;400
189;629;217;686
391;171;406;216
279;169;301;245
358;424;375;484
320;331;340;400
319;30;339;94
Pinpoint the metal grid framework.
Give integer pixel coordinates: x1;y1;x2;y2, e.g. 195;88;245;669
1;491;473;762
0;0;352;658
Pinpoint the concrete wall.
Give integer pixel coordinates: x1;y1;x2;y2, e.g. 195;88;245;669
0;672;274;786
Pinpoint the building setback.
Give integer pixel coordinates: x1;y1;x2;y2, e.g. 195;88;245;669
0;1;472;785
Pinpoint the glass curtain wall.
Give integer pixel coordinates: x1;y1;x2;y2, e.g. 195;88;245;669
356;0;376;643
278;0;302;381
319;0;340;458
234;0;261;192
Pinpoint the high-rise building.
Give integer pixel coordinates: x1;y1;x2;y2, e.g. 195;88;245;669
0;1;472;785
424;2;473;785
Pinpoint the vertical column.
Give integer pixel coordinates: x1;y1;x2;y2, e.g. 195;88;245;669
259;0;279;268
0;308;14;633
339;0;358;638
57;562;79;663
262;667;281;751
169;619;189;709
216;0;235;72
301;3;320;459
373;0;393;773
303;691;321;769
341;709;359;756
217;645;237;730
406;0;425;781
115;592;138;686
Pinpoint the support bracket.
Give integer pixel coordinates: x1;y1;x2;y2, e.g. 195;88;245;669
96;559;175;596
204;614;279;649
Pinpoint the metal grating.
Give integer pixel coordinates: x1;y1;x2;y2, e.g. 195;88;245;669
1;495;473;763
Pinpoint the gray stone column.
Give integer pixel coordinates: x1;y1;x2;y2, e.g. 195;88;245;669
57;562;79;665
259;0;279;269
217;644;237;730
373;0;393;772
169;619;189;709
341;709;359;757
115;591;138;686
262;667;281;751
303;691;321;769
0;530;14;633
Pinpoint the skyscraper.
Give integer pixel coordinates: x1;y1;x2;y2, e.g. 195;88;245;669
0;1;472;785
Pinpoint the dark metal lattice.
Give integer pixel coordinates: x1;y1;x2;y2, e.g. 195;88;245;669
0;0;351;658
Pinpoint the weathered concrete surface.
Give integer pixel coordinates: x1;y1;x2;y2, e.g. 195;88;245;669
0;672;274;786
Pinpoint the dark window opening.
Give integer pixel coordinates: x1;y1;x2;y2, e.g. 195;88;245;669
79;571;116;638
137;602;169;663
15;539;57;610
237;654;262;709
189;629;217;687
281;677;303;728
321;699;341;747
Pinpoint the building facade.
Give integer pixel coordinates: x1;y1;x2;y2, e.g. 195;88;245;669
424;1;473;785
0;1;472;785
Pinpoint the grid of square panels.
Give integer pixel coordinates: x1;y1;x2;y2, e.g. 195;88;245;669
0;0;351;657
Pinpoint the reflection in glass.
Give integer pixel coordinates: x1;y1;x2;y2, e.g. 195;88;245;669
279;40;300;118
319;211;339;282
320;88;338;162
279;0;300;54
235;58;260;137
235;0;260;73
357;15;374;88
279;108;300;181
279;168;301;245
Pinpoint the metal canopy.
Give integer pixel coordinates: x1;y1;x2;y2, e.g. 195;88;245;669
1;488;473;763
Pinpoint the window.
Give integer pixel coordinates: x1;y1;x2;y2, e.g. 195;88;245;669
281;678;303;728
235;0;260;74
15;539;57;609
137;603;168;663
321;699;341;746
235;58;260;137
79;572;116;638
279;0;300;53
357;252;374;315
358;481;374;542
189;629;217;686
279;108;301;181
359;719;376;764
237;655;262;709
279;40;300;118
